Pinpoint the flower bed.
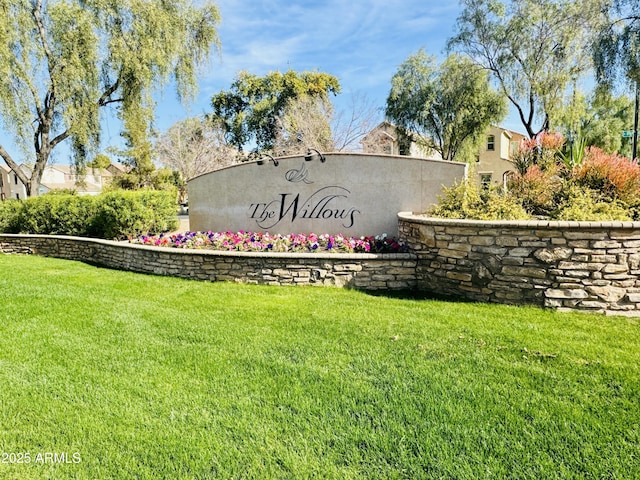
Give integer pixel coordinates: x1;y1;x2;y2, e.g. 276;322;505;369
132;231;407;254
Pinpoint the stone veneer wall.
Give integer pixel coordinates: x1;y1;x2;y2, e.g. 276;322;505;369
398;213;640;316
0;234;417;290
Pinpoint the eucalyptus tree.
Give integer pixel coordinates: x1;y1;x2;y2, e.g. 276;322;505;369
0;0;220;196
210;70;340;152
449;0;605;138
385;51;507;161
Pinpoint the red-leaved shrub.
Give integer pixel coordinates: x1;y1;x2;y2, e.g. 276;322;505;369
572;147;640;206
507;164;563;216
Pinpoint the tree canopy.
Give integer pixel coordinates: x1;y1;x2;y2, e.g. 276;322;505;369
554;88;635;158
156;116;239;181
594;0;640;87
385;51;507;161
0;0;220;196
209;70;340;152
272;95;335;156
449;0;603;138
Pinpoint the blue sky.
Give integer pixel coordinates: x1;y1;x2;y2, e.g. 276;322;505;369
152;0;469;133
1;1;524;166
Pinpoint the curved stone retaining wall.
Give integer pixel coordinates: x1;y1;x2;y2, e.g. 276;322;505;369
398;213;640;316
0;234;417;291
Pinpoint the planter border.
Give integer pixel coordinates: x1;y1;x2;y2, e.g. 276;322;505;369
398;212;640;316
0;234;417;290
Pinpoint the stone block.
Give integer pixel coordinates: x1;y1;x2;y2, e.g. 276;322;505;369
579;301;608;309
448;242;472;252
496;237;520;247
586;286;627;303
521;241;549;248
501;266;548;279
558;261;603;271
475;246;508;256
545;289;588;299
626;293;640;303
592;240;622;249
564;231;607;240
610;231;640;240
567;240;590;248
469;236;496;246
502;257;525;266
603;264;629;274
591;255;618;263
508;248;533;257
533;247;573;263
438;249;469;259
446;271;473;282
571;255;590;262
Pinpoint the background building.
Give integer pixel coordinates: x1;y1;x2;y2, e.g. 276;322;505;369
474;126;526;188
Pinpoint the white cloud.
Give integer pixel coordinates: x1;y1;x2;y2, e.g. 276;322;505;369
160;1;462;131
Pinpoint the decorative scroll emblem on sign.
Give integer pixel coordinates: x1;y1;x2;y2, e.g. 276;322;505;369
248;162;361;230
284;163;313;184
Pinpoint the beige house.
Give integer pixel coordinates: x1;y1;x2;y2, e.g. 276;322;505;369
0;165;28;200
1;162;124;199
474;126;527;188
37;164;116;195
360;121;442;160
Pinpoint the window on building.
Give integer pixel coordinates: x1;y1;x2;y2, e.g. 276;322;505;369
509;141;519;159
503;171;515;190
487;135;495;151
480;173;492;189
14;174;18;185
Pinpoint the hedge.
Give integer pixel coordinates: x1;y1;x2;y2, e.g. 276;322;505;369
0;190;178;239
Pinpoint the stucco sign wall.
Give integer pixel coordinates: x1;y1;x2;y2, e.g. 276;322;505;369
188;153;466;236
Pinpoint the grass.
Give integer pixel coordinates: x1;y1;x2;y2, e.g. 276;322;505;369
0;254;638;479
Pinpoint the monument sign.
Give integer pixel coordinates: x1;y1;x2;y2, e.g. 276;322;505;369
188;152;466;236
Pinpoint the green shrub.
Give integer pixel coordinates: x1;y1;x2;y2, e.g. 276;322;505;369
1;190;177;239
428;179;483;219
91;190;178;239
429;133;638;222
475;189;530;220
0;199;23;233
429;179;529;220
554;185;633;221
16;194;97;236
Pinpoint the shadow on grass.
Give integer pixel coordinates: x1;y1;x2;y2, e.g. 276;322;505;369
358;287;475;304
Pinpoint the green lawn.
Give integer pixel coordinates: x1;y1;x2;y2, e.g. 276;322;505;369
0;254;638;479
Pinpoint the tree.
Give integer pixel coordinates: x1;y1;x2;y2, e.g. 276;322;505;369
156;116;239;180
554;88;635;158
272;95;334;156
594;0;640;87
385;51;507;161
0;0;220;196
331;92;383;152
272;91;382;155
209;70;340;152
449;0;603;138
593;0;640;158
